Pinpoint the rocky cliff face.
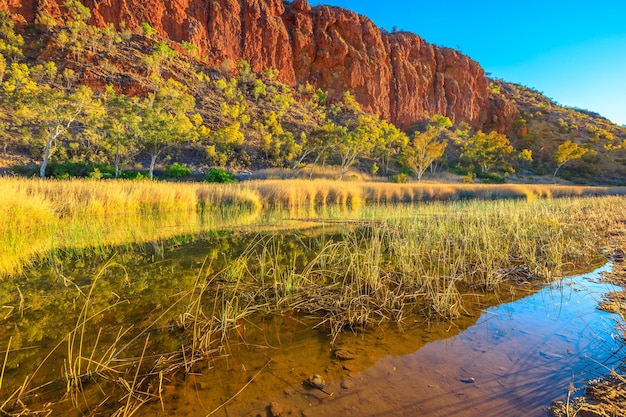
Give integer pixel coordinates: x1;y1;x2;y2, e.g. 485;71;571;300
3;0;518;131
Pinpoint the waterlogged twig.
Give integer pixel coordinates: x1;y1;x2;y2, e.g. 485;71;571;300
205;360;271;416
0;336;11;391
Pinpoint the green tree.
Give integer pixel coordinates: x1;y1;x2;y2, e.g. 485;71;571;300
258;111;300;167
401;126;448;182
140;22;157;38
552;140;588;176
99;86;141;177
293;122;346;174
143;41;177;78
136;80;200;179
0;10;25;62
39;86;102;178
207;122;245;167
460;130;516;175
2;60;102;177
375;120;408;175
335;115;379;179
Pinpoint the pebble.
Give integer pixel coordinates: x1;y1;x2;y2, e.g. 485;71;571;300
460;377;475;384
269;401;283;417
334;349;356;360
340;379;354;390
307;374;326;389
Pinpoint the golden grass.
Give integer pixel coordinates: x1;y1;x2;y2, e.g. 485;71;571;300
2;176;626;279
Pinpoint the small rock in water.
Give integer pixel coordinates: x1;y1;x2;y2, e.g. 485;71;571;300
306;374;326;390
340;379;354;390
460;377;475;384
269;401;283;417
334;349;356;360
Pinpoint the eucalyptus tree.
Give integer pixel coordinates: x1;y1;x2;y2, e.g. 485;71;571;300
135;79;203;179
294;121;347;176
1;60;102;177
99;86;141;177
401;126;448;181
335;114;380;180
552;141;588;176
460;130;516;175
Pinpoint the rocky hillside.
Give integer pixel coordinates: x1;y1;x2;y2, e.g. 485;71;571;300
2;0;518;132
492;80;626;183
1;0;625;184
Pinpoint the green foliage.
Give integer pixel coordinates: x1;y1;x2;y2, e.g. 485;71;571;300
237;59;255;83
314;88;328;104
3;15;621;184
553;140;588;176
154;40;176;58
44;161;115;179
401;126;448;181
0;10;25;62
341;91;361;112
513;117;527;129
478;171;506;184
165;162;192;179
391;173;408;183
430;114;453;128
462;172;476;183
204;168;236;183
137;80;200;179
460;131;515;175
119;170;148;180
258;111;300;167
180;41;198;58
261;67;279;81
140;22;157;38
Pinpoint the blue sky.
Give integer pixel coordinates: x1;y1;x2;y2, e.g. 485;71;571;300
317;0;626;126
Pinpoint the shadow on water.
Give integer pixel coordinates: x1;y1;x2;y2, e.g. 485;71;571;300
0;229;622;416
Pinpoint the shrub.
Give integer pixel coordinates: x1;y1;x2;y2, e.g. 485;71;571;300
479;172;506;184
462;172;475;184
204;168;236;183
119;171;148;180
391;173;408;183
165;163;192;179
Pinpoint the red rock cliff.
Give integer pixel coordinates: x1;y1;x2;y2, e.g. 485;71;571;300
2;0;517;131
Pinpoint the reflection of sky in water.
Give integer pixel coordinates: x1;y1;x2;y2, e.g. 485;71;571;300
286;264;625;417
472;263;623;382
396;263;624;415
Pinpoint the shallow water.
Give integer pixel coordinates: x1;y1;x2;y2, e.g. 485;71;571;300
0;231;622;416
155;264;621;417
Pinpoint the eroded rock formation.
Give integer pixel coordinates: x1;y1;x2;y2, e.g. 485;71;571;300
2;0;518;131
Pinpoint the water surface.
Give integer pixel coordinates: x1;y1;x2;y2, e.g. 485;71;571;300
0;232;622;416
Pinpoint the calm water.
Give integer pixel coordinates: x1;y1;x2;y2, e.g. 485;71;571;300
0;231;622;416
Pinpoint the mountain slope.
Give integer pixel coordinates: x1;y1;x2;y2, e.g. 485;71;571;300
493;80;626;183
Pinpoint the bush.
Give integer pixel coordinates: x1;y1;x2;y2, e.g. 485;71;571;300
50;161;93;178
204;168;236;183
165;163;192;179
391;173;408;183
479;172;506;184
119;171;148;180
461;172;475;184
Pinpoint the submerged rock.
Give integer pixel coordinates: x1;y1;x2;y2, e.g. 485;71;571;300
269;401;283;417
306;374;326;390
334;349;356;360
